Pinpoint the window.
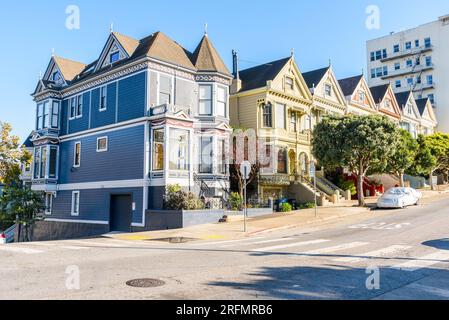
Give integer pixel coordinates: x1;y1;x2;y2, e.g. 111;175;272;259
96;137;108;152
376;67;383;77
405;42;412;50
74;142;81;168
406;103;413;116
394;45;400;53
110;51;120;64
375;50;382;60
396;80;402;88
426;56;432;67
415;39;420;48
383;66;388;76
36;103;43;130
370;52;375;62
277;149;287;174
276;103;286;129
394;63;400;70
199;137;213;174
263;103;272;127
51;101;59;128
217;86;227;117
100;86;107;111
425;37;431;48
406;60;413;68
417;76;422;84
407;78;414;86
159;75;172;105
416;57;421;65
371;69;376;79
169;129;189;171
358;91;366;102
76;95;83;118
152;129;164;171
428;93;435;104
285;77;294;90
324;84;332;96
427;75;433;85
218;139;227;174
45;193;53;215
52;71;62;83
382;49;387;59
49;146;58;179
42;101;50;129
70;97;77;119
40;147;47;179
71;191;80;216
199;85;212;115
33;147;41;179
290;111;297;132
384;99;391;110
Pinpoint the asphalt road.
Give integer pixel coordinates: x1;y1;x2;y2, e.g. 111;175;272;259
1;197;449;300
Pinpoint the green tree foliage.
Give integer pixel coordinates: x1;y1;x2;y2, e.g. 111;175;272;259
312;115;400;206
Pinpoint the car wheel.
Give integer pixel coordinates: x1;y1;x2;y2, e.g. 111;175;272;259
415;200;420;206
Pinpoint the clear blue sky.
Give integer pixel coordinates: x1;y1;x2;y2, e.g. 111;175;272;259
1;0;449;141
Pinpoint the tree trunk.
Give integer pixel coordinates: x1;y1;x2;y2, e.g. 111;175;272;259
399;171;405;187
430;170;435;191
357;173;365;207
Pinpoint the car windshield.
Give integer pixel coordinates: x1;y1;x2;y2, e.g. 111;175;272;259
386;188;405;195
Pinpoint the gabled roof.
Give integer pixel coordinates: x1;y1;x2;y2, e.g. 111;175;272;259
112;32;140;56
415;98;430;116
338;75;363;96
191;35;231;75
369;84;390;104
302;67;329;89
53;56;87;81
238;57;291;92
395;91;412;109
22;133;34;148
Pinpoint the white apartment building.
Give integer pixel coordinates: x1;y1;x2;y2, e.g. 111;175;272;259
367;14;449;133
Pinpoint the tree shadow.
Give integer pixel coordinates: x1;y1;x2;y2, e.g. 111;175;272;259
208;264;449;300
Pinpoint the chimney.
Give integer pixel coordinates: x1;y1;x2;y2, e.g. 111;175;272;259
231;50;242;94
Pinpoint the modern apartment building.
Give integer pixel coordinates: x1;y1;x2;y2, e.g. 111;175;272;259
366;14;449;133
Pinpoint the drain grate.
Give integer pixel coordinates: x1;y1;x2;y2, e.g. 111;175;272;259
150;237;198;244
126;278;166;288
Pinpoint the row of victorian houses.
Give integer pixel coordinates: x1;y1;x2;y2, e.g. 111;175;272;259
20;30;438;239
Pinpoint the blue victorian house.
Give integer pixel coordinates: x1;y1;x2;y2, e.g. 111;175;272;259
26;30;232;240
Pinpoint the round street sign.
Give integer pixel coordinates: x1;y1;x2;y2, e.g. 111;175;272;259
240;161;252;180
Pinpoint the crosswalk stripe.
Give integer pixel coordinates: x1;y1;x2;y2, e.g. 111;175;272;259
219;237;296;248
334;245;412;263
301;242;369;256
197;237;266;246
0;246;43;254
252;239;330;252
393;251;449;272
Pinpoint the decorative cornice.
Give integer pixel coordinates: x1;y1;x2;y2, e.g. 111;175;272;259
195;74;232;85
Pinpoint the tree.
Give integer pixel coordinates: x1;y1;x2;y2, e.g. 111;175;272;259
0;122;31;186
383;129;418;187
0;186;45;242
411;133;449;190
312;115;400;207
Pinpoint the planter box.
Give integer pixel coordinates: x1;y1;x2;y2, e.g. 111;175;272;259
145;209;225;230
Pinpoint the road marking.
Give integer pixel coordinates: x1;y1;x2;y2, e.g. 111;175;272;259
28;242;89;251
0;246;43;254
393;251;449;272
220;238;296;248
300;242;369;256
252;239;330;252
196;237;266;246
334;245;412;263
348;223;411;230
406;283;449;299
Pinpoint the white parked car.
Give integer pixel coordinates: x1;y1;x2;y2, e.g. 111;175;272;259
377;187;421;209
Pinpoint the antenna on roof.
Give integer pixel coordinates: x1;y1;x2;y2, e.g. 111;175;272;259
204;22;208;36
110;22;114;33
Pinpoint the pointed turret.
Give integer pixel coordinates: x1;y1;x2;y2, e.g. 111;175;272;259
191;35;231;76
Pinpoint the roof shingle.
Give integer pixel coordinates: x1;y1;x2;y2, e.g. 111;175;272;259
302;67;329;89
338;75;363;96
191;35;231;75
238;57;291;92
369;84;390;104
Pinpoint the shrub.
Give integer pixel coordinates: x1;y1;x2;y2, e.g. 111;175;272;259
229;192;243;211
299;202;316;209
280;202;293;212
337;177;357;196
165;184;205;211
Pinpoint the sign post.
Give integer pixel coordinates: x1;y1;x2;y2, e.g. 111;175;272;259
240;161;251;233
310;161;317;218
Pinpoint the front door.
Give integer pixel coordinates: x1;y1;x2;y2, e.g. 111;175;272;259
110;195;132;232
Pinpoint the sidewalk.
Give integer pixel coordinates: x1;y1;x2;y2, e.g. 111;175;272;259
110;187;449;242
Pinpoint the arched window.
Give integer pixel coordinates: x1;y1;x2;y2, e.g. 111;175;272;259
277;149;287;174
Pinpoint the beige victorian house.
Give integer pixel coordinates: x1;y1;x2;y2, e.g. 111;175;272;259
416;98;438;135
230;55;313;200
339;75;377;115
370;84;402;123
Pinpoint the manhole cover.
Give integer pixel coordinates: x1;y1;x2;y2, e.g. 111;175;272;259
150;237;198;244
126;278;166;288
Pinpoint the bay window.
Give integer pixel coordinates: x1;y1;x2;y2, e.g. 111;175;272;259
290;111;297;132
159;75;172;105
152;129;165;171
37;103;44;130
263;103;272;127
33;145;59;180
51;101;60;128
199;85;212;115
49;147;58;178
169;129;189;171
217;86;227;117
199;137;213;174
218;138;227;174
276;103;286;129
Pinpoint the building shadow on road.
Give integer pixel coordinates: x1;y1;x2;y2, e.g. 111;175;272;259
207;265;449;300
422;239;449;251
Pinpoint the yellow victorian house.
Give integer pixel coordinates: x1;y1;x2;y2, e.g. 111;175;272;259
230;54;313;200
339;75;377;115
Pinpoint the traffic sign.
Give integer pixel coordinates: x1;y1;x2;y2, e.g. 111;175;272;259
240;161;252;180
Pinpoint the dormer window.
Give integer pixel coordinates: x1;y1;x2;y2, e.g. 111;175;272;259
52;71;62;83
358;91;366;103
324;84;332;96
285;77;294;91
110;51;120;64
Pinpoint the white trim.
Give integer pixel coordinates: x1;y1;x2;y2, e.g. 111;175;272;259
96;136;108;152
131;222;145;227
71;191;80;216
60;118;147;142
73;141;81;168
45;218;109;225
58;179;147;191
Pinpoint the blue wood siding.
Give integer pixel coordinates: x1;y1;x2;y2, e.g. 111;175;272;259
59;125;145;184
68;91;90;134
90;82;117;129
51;187;143;224
118;72;146;122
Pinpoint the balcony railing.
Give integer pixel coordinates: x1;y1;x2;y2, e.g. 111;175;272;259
380;45;433;62
381;64;434;79
412;82;435;92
